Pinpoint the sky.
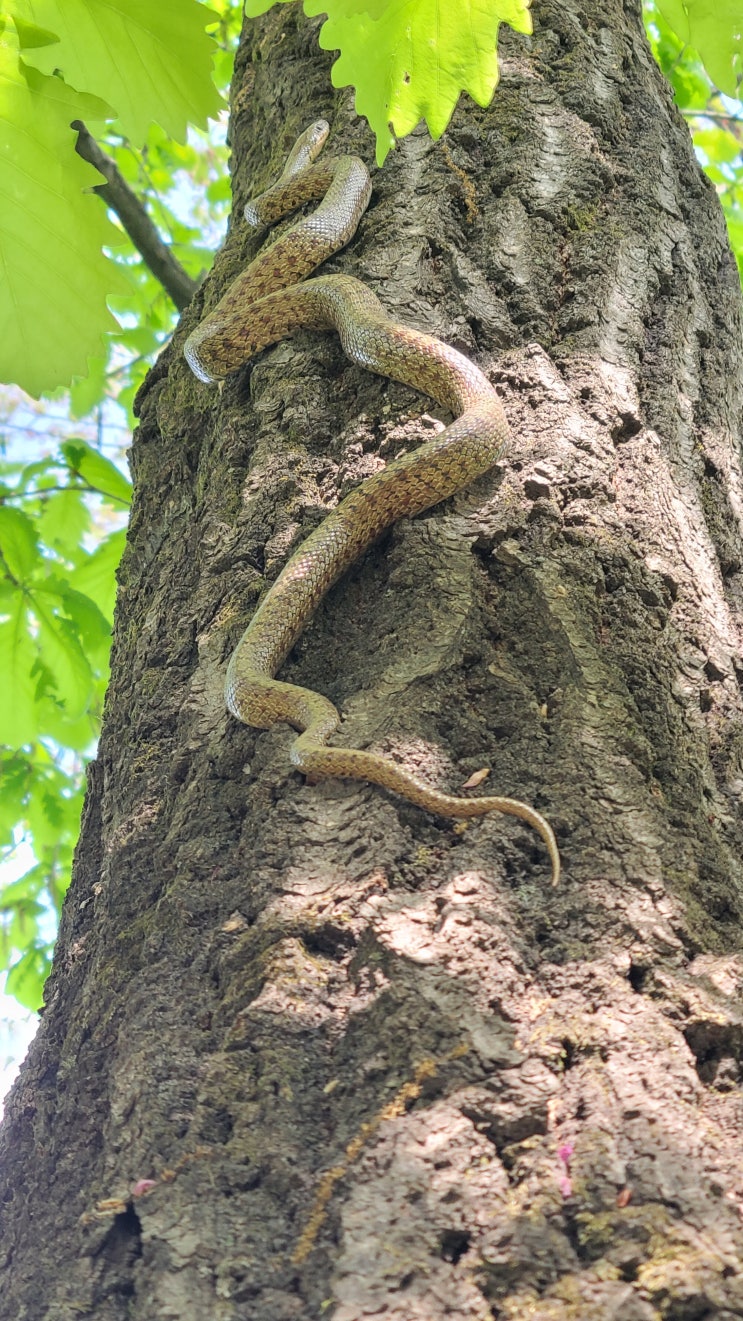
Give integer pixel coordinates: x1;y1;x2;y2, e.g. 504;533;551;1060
0;995;37;1113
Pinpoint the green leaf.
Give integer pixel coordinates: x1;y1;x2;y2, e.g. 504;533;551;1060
2;899;44;950
0;13;235;1008
10;15;58;48
67;530;126;623
0;39;130;396
0;506;39;580
211;45;235;92
206;173;232;205
14;0;225;144
0;870;44;909
5;944;48;1011
0;596;39;746
66;528;125;626
0;754;29;846
671;62;710;108
245;0;284;14
61;440;131;505
657;0;742;95
69;356;108;418
37;489;91;559
48;578;111;666
244;0;532;163
36;705;99;753
31;587;94;720
693;125;741;165
18;456;62;491
727;210;743;279
24;782;73;854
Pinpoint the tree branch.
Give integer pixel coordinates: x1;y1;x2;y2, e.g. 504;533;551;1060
681;108;743;126
72;121;199;311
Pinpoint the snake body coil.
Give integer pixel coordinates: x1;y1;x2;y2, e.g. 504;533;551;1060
185;121;559;885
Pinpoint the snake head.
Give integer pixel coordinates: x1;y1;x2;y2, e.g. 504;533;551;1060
281;118;330;177
245;119;332;228
304;119;330;152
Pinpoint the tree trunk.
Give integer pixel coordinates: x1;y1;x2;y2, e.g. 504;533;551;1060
2;0;743;1316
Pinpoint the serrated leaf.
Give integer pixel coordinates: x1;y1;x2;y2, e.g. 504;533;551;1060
11;15;58;48
61;440;131;505
14;0;225;144
0;753;29;845
0;42;130;396
0;506;39;580
0;596;39;746
657;0;742;95
37;489;91;558
5;944;48;1010
245;0;531;161
48;578;110;666
25;784;69;852
31;588;94;720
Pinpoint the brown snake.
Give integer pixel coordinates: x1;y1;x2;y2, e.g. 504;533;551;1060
185;120;560;886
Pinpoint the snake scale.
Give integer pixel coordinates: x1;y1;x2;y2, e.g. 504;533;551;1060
185;120;559;886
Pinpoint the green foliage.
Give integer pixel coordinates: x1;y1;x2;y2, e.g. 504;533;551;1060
96;117;233;423
244;0;532;164
0;441;130;1009
0;1;237;1016
0;751;83;1012
0;0;225;399
66;0;239;423
645;0;743;280
0;28;129;398
14;0;224;144
657;0;742;97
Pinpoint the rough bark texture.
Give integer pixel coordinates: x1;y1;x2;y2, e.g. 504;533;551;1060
2;0;743;1317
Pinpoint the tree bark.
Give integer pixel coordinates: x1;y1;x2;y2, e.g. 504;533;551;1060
2;0;743;1317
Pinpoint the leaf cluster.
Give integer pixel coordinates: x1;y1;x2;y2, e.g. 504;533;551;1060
0;1;237;1014
245;0;533;164
646;0;743;279
0;441;130;1008
0;0;231;400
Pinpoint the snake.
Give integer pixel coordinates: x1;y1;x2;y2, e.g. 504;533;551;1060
184;120;560;886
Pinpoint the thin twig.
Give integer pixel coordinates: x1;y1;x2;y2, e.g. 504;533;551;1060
681;109;743;126
72;121;199;311
0;480;130;507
